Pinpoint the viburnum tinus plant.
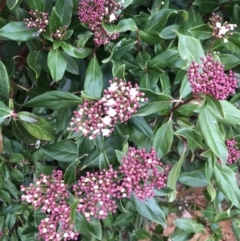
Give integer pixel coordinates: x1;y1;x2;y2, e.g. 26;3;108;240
1;0;240;240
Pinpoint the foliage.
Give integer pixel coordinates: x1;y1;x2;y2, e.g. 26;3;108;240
0;0;240;240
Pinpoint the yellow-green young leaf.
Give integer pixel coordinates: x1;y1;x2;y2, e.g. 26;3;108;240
18;112;55;141
84;56;103;98
198;107;228;164
47;49;67;81
0;62;10;104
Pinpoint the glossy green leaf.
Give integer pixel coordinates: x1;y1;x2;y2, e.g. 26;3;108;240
0;61;10;104
219;54;240;70
175;128;203;150
144;9;177;31
153;120;173;158
7;0;22;10
42;140;77;162
135;229;151;239
193;0;219;13
232;219;240;241
129;116;153;138
48;7;61;32
174;218;205;233
0;21;36;41
177;32;205;63
27;0;44;11
0;101;11;124
24;91;82;109
198;107;227;164
64;161;78;184
179;170;208;187
55;0;73;26
27;51;42;78
103;18;138;33
47;49;67;81
84;56;103;98
61;42;91;59
213;164;240;209
139;30;164;44
131;194;166;226
18;111;55;141
167;148;186;202
188;24;212;39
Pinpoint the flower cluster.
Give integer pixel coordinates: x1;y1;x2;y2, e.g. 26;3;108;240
219;138;240;165
187;54;238;100
68;78;146;139
209;13;237;42
24;9;49;33
73;147;166;219
21;170;79;241
119;147;167;200
78;0;123;45
51;25;68;40
73;166;120;220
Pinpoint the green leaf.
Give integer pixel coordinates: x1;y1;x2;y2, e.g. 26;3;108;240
0;61;10;104
0;21;36;41
41;140;77;162
139;30;164;45
179;170;208;187
27;0;44;11
61;42;91;59
219;54;240;70
135;229;151;239
177;32;205;63
188;24;212;39
153;120;173;158
222;36;240;53
111;60;125;79
131;194;166;226
0;101;11;124
64;161;78;184
232;219;240;241
167;149;186;202
144;9;177;32
49;7;61;32
55;0;73;26
212;100;240;125
24;91;82;109
213;164;240;209
76;31;93;48
129;117;153;138
160;24;179;39
174;218;205;233
193;0;219;13
175;128;203;150
47;49;67;81
7;0;21;10
12;119;38;144
84;56;103;98
148;49;178;70
198;107;227;164
27;51;42;79
103;18;138;33
206;96;224;119
18;111;55;141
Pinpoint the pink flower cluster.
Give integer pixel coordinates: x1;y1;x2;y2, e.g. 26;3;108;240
119;147;167;200
219;138;240;165
68;78;146;139
78;0;123;45
24;9;49;33
21;170;79;241
73;147;166;220
51;25;68;40
22;147;167;224
209;13;237;42
187;54;238;100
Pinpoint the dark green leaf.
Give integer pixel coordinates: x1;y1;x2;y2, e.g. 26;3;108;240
47;48;67;81
174;218;205;233
49;7;61;32
55;0;73;26
179;170;208;187
41;140;77;162
24;91;82;109
27;51;42;78
84;56;103;98
61;42;91;59
0;61;10;104
188;24;212;39
0;101;11;124
64;161;78;184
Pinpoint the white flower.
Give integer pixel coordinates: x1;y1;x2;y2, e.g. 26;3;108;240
99;210;105;215
102;128;110;136
108;107;117;117
215;22;221;28
106;98;116;106
109;13;116;22
108;82;118;91
102;116;112;125
130;88;138;99
223;38;228;43
219;26;228;35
